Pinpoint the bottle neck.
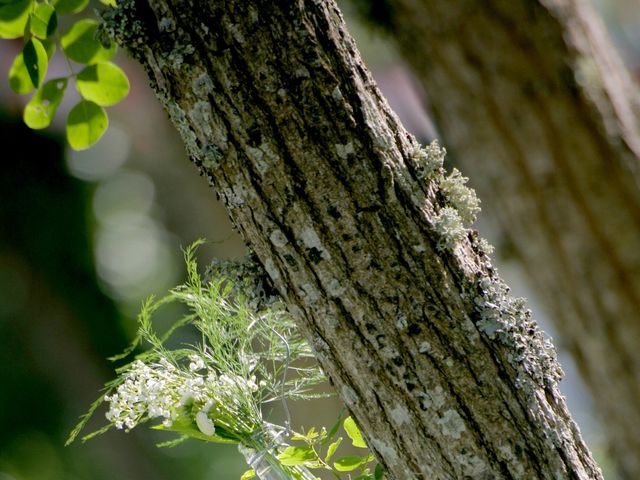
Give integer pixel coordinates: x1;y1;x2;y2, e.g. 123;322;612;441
238;428;317;480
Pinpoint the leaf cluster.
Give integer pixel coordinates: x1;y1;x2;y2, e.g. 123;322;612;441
242;415;384;480
1;0;128;149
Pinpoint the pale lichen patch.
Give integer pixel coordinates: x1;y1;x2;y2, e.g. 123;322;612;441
201;144;223;170
433;207;466;251
335;142;354;159
326;278;344;297
192;71;214;97
390;404;411;426
418;341;431;353
158;17;175;32
228;23;245;44
473;273;563;388
264;258;280;281
295;66;310;78
440;168;481;225
300;227;330;260
269;229;289;248
412;243;426;253
429;386;446;408
498;444;526;477
188;101;213;137
300;283;320;303
477;237;495;255
340;385;358;407
245;146;270;175
370;438;400;465
437;409;466;439
411;140;445;179
456;452;488;478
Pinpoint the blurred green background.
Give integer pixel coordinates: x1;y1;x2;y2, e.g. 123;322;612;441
0;0;638;478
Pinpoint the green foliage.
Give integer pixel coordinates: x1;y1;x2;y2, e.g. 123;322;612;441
240;470;257;480
52;0;88;16
23;77;67;128
0;0;32;39
8;46;37;94
66;100;108;150
23;37;48;86
343;415;367;448
30;2;56;39
66;240;383;480
1;0;128;150
60;19;116;63
264;416;381;480
76;61;129;106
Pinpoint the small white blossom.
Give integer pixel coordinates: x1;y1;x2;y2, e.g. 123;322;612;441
195;411;215;436
189;355;206;371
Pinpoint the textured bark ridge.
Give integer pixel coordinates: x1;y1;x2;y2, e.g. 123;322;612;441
352;0;640;476
105;1;602;478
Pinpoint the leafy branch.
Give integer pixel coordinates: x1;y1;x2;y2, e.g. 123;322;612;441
1;0;127;149
262;416;383;480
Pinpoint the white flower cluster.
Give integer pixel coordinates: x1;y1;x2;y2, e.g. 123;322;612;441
104;355;262;437
105;356;212;431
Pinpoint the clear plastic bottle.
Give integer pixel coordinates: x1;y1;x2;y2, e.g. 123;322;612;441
238;437;318;480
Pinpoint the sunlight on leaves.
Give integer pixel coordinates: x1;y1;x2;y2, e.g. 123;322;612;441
66;100;108;150
24;77;67;129
61;19;116;64
0;0;32;39
30;3;57;39
344;416;368;448
52;0;88;15
8;51;35;94
23;37;48;88
76;62;129;106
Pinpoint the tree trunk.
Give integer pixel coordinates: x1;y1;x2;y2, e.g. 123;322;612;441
104;1;602;478
351;0;640;476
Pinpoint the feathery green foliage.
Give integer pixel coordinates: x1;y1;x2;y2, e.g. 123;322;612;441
68;241;382;479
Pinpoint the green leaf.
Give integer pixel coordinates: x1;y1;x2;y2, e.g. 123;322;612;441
344;416;368;448
66;100;108;150
353;474;375;480
374;464;384;480
8;51;33;94
98;0;116;6
290;432;307;442
239;469;256;480
324;437;342;463
76;62;129;106
277;446;317;466
0;0;31;39
333;455;370;472
52;0;88;15
61;19;116;64
305;426;319;440
321;411;344;445
23;38;48;88
30;2;56;38
151;415;239;445
24;77;67;129
41;38;56;58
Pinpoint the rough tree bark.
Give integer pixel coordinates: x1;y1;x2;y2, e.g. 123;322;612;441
103;1;602;478
351;0;640;476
